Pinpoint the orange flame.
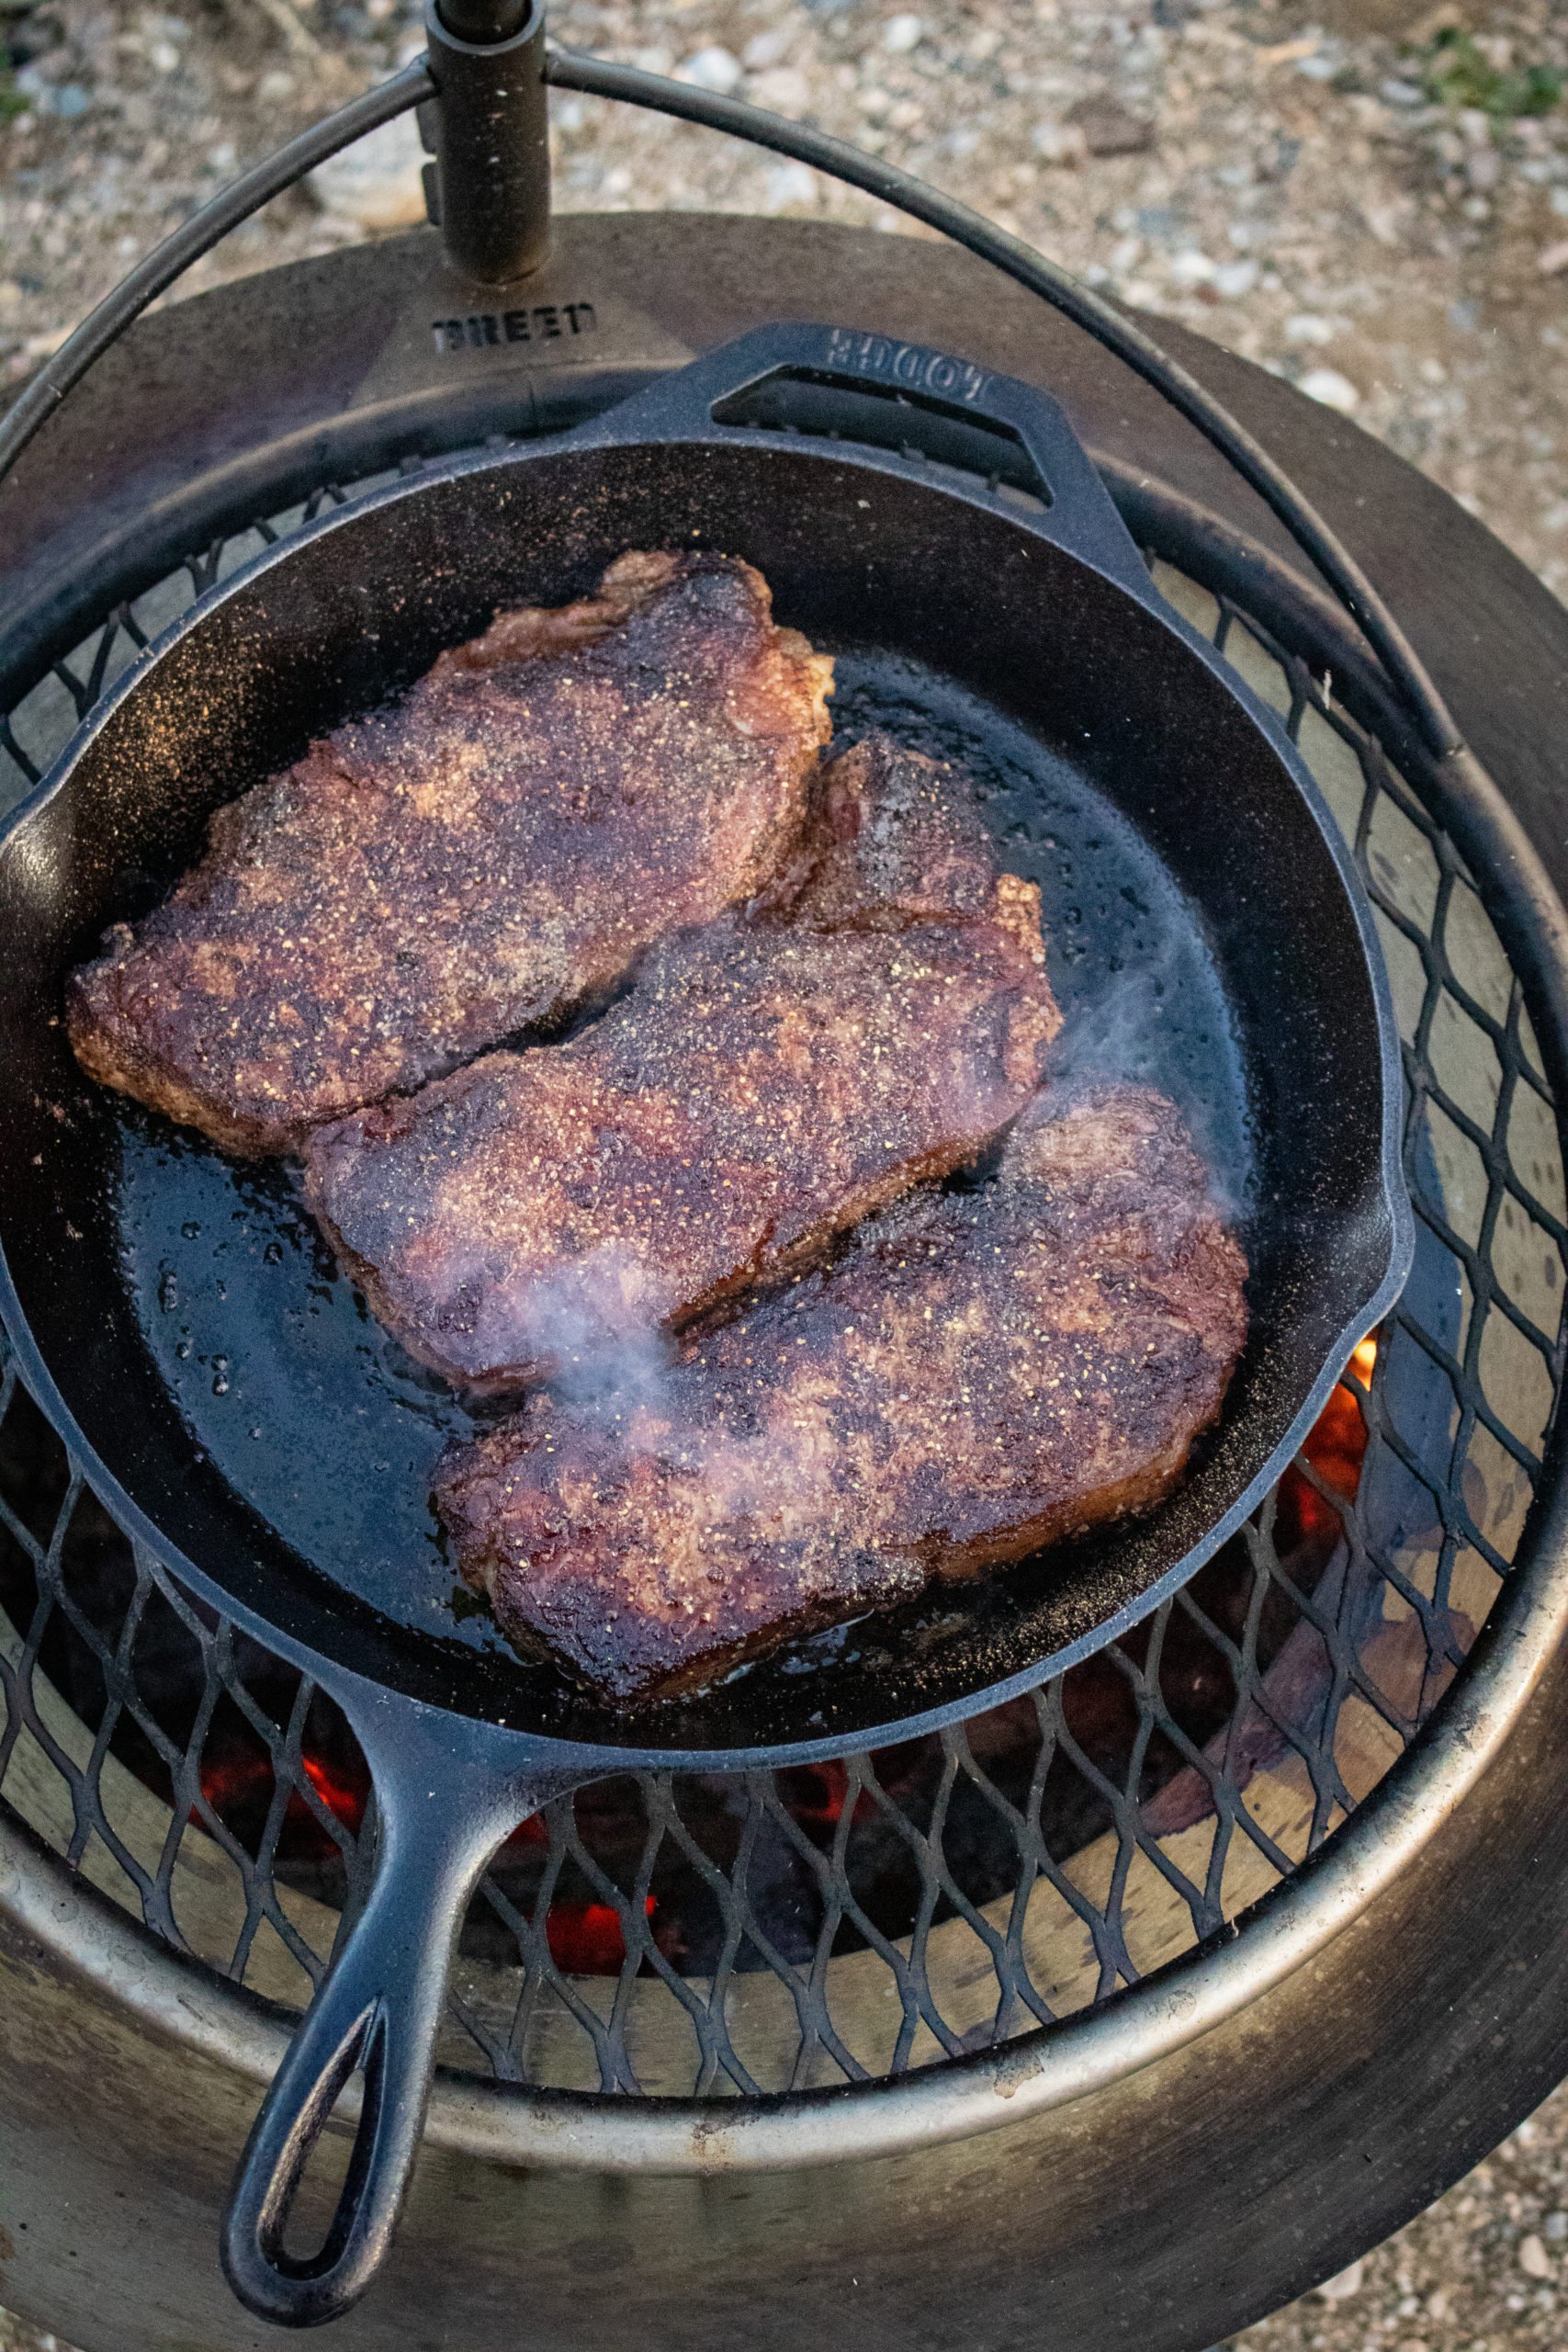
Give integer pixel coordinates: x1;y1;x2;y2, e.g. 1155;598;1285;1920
545;1896;656;1973
1274;1332;1379;1555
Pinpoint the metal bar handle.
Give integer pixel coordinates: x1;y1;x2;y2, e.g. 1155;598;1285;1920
422;0;550;285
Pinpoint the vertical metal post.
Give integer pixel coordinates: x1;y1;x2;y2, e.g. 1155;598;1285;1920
421;0;550;285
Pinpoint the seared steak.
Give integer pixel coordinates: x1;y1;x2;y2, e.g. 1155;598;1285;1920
302;737;1060;1390
434;1087;1248;1705
68;551;832;1153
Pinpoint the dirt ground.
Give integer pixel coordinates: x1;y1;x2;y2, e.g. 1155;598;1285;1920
1;0;1567;2346
0;0;1565;598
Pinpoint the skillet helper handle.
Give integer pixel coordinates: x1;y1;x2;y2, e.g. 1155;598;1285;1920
589;321;1155;594
222;1724;576;2328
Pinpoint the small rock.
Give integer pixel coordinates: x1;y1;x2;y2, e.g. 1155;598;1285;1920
13;64;89;117
1065;96;1155;156
1361;198;1405;246
1168;248;1214;285
1317;2257;1365;2301
1537;240;1568;277
750;67;811;115
1380;76;1424;104
1299;367;1360;414
310;111;427;232
255;68;295;102
1520;2233;1553;2278
1032;119;1088;165
1285;311;1335;345
1466;144;1501;191
882;15;924;53
762;162;819;211
1212;258;1259;297
742;29;789;70
677;47;742;95
1546;2210;1568;2241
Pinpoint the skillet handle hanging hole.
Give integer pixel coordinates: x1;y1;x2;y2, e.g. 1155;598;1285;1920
582;322;1155;593
220;1743;568;2326
220;1838;474;2324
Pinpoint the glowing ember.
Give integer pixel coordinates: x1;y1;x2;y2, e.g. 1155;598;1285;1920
195;1721;369;1854
546;1896;656;1974
1274;1332;1379;1556
176;1343;1382;1975
300;1748;368;1836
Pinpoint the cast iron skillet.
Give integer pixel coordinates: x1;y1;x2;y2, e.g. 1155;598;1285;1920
0;324;1411;2325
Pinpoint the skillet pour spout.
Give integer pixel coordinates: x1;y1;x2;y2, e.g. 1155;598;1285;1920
0;324;1411;2323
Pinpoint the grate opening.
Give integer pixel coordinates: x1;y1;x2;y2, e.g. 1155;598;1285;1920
0;462;1561;2098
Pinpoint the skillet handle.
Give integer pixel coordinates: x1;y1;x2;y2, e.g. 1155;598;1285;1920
221;1721;580;2328
583;320;1155;594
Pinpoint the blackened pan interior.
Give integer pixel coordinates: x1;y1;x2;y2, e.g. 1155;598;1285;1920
0;435;1398;1753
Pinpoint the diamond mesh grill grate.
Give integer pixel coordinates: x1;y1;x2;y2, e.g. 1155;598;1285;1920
0;474;1562;2100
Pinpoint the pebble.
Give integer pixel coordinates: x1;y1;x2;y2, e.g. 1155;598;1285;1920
1032;120;1088;165
1168;247;1214;285
1299;366;1361;414
309;109;426;232
676;46;742;95
1065;94;1155;155
750;68;813;117
762;161;819;212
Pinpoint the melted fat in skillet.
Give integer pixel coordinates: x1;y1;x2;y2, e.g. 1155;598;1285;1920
434;1084;1249;1705
66;551;832;1153
299;736;1062;1390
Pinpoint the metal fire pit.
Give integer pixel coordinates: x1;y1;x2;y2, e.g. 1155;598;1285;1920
2;107;1567;2352
0;417;1535;2098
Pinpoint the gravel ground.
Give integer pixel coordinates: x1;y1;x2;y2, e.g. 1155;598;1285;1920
2;1;1568;2347
0;0;1565;595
